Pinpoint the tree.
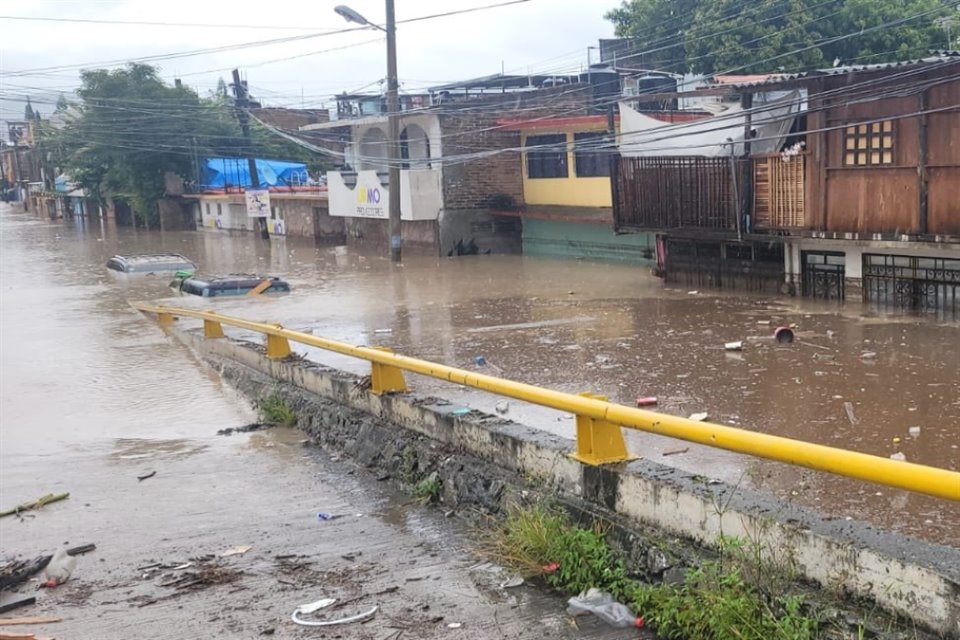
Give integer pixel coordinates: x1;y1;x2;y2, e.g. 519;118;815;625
605;0;959;74
55;93;69;112
24;97;34;120
216;77;229;98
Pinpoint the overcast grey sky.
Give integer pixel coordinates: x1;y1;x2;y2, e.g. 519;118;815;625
0;0;617;121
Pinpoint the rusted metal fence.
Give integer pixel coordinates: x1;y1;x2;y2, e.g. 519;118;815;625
613;156;745;230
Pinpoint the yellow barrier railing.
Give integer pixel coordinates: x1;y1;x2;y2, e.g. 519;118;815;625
133;303;960;502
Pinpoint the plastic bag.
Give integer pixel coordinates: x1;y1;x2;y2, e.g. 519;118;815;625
566;588;641;628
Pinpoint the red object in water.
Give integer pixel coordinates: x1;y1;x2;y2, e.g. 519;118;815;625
541;562;560;574
635;616;646;628
636;397;658;407
774;326;795;344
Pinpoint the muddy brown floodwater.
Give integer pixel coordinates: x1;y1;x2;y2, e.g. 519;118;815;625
2;208;957;552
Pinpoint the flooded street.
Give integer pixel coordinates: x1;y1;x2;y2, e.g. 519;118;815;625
1;206;957;557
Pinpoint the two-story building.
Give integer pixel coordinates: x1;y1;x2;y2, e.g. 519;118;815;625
611;54;960;316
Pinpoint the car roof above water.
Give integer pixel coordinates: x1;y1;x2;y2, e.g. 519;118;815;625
107;253;196;273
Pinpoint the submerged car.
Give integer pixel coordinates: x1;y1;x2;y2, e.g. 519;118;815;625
106;253;196;275
170;273;291;297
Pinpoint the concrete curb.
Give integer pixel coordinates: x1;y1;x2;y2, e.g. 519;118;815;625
183;331;960;637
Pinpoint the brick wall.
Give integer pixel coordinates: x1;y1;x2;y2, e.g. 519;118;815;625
439;85;595;211
273;197;345;243
345;218;439;255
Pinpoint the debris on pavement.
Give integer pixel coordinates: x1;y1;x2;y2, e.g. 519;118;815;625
0;599;36;616
890;452;907;462
41;549;76;588
447;622;463;629
662;447;689;457
291;601;378;627
1;557;51;591
688;412;709;422
566;588;644;629
494;401;509;415
295;597;337;615
499;576;524;589
0;617;62;626
635;397;658;407
220;545;252;558
65;544;95;557
317;512;341;521
137;471;156;482
217;422;270;436
908;426;921;437
724;341;743;351
0;493;69;519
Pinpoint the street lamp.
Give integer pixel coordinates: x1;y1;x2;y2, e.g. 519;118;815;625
335;3;402;263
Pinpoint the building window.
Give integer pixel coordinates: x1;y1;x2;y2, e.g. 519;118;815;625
205;203;210;215
573;132;611;177
216;203;222;216
525;134;568;179
270;206;277;220
844;121;893;166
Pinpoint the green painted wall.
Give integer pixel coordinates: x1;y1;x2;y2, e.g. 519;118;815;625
522;218;655;264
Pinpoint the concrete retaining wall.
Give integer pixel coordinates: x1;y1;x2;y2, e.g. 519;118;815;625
182;331;960;638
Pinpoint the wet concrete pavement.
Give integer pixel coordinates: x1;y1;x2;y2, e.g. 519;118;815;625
1;207;957;555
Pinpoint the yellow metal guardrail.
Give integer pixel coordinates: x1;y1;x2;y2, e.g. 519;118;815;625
133;303;960;502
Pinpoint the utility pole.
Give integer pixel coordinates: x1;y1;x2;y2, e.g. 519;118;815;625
385;0;402;263
231;68;269;240
8;125;26;211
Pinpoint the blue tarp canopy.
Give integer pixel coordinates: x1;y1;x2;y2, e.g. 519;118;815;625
201;157;309;189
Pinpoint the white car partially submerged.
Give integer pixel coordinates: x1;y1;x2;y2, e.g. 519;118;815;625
106;253;196;276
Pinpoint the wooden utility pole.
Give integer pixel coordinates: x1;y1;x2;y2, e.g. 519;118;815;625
231;68;269;240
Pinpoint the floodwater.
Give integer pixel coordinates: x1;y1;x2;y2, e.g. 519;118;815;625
1;207;957;548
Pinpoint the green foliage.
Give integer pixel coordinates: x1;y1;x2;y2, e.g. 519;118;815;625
414;475;442;504
605;0;959;74
627;562;819;640
256;394;297;426
489;504;819;640
47;63;329;228
488;504;629;599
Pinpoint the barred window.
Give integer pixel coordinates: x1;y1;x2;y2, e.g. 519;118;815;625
574;132;611;177
844;121;893;166
525;134;568;179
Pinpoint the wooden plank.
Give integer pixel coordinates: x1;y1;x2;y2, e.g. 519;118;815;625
0;618;62;626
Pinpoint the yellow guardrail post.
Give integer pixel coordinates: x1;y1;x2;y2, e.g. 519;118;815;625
203;318;225;339
370;347;408;395
570;392;637;465
265;324;292;359
129;302;960;502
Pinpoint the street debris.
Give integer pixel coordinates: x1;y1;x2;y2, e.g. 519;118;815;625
499;576;524;589
137;471;156;482
0;633;55;640
65;544;95;557
41;549;76;588
908;426;921;437
774;327;795;344
0;618;62;626
494;401;509;415
843;402;859;426
295;597;337;615
473;356;486;366
317;513;341;521
890;452;907;462
662;447;689;457
374;329;392;334
450;407;471;416
0;493;69;519
291;597;378;627
635;397;658;407
0;599;35;616
1;557;51;592
860;351;877;360
688;412;709;422
220;545;252;558
217;422;270;436
724;341;743;351
567;588;644;629
447;622;463;629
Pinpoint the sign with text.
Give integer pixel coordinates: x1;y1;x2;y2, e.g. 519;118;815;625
245;189;271;218
328;171;388;219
